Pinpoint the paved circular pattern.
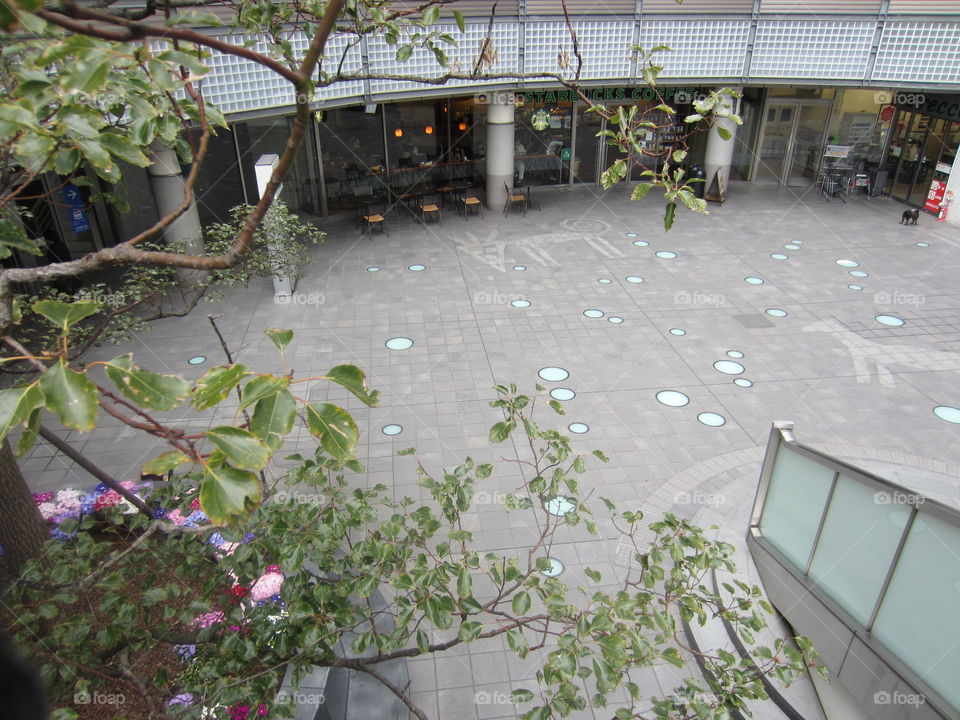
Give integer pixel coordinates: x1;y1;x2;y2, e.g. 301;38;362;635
187;355;206;366
550;388;576;401
933;406;960;424
848;284;863;291
366;266;380;272
408;264;426;271
727;350;744;359
849;270;869;278
598;278;612;284
656;390;690;407
540;557;565;577
608;316;624;324
568;422;589;434
382;424;403;436
669;328;686;336
511;300;531;308
583;309;604;318
836;259;860;267
385;337;414;350
875;314;905;327
697;412;726;427
714;360;745;375
513;265;526;271
734;378;753;388
632;240;649;247
539;367;570;382
771;253;788;260
745;277;765;284
625;276;644;284
656;251;678;259
546;496;576;516
765;308;788;317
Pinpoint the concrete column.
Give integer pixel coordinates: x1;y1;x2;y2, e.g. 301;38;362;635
146;142;203;256
485;95;515;211
703;92;740;200
254;153;293;298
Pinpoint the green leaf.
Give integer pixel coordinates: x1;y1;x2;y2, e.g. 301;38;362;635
324;365;379;406
250;388;296;450
200;464;261;523
61;113;101;139
305;402;358;461
423;4;439;25
0;218;41;258
512;591;531;615
489;420;514;443
664;201;677;232
511;689;535;704
141;450;189;476
191;364;251;409
103;354;189;411
206;426;271;470
39;361;97;432
717;125;732;140
458;620;483;641
99;132;150;167
77;139;112;170
157;49;211;78
264;327;293;352
457;568;472;598
79;60;110;93
53;147;82;176
453;9;465;32
396;45;413;62
630;182;654;202
0;383;43;442
16;406;42;457
32;299;100;332
238;374;288;412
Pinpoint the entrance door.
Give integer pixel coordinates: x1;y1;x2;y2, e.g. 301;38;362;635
753;101;830;186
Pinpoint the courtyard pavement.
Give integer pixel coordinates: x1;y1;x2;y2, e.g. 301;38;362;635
19;180;960;719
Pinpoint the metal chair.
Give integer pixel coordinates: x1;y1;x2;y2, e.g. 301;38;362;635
459;195;482;220
418;196;442;225
360;205;387;238
504;183;526;216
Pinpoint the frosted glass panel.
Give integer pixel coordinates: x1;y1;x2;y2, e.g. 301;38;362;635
873;513;960;710
808;475;908;625
759;445;835;568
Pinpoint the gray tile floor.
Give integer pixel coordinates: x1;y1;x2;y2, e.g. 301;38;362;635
20;181;960;718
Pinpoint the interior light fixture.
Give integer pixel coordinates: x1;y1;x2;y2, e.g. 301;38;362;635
425;125;433;134
394;128;403;138
458;121;467;131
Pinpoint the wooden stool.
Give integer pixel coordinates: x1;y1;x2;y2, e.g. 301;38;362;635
362;213;387;238
420;200;441;224
461;196;482;220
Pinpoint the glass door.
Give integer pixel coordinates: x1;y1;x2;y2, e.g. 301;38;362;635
753;101;831;186
788;104;830;187
754;104;796;184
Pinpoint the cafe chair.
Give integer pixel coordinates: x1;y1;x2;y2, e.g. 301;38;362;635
361;208;387;238
504;183;527;216
419;196;442;225
460;195;482;220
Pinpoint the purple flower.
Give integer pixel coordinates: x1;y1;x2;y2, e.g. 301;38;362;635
175;644;197;661
209;532;225;547
94;483;109;494
152;507;168;519
167;692;194;707
241;532;255;544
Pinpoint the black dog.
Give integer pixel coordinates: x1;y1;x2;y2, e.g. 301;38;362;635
900;208;919;225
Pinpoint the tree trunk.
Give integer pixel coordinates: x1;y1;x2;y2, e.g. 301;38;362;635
0;439;48;578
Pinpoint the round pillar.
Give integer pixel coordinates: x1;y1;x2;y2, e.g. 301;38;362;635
147;142;203;256
485;95;515;211
703;92;740;201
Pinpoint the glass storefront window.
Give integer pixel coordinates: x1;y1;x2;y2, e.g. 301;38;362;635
515;100;572;185
317;106;387;212
193;128;247;226
573;103;602;184
236;116;320;215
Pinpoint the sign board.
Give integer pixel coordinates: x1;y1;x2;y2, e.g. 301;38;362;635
824;145;851;158
925;178;947;213
61;183;91;233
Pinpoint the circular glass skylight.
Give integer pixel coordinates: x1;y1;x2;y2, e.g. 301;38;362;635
765;308;788;317
848;284;863;291
539;367;569;382
849;270;868;278
568;422;589;434
656;251;677;259
625;276;644;284
726;350;744;359
513;265;526;271
784;244;800;250
385;337;414;350
933;406;960;424
608;316;624;324
771;253;788;260
626;232;638;238
669;328;686;336
697;412;726;427
875;314;905;327
713;360;745;375
540;556;565;577
187;355;206;366
511;300;531;308
916;242;929;247
550;388;576;401
836;259;859;267
382;424;403;436
546;496;576;516
408;264;426;271
583;309;604;318
656;390;690;407
632;240;649;247
598;278;612;284
734;378;753;388
745;277;764;285
366;266;380;272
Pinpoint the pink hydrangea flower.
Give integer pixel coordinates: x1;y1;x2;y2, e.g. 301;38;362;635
167;509;187;526
120;480;138;491
249;571;283;602
191;611;226;629
93;490;122;511
33;492;54;504
37;502;57;520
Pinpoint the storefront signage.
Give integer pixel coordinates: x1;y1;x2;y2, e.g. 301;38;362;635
897;93;960;123
61;183;90;234
520;87;701;104
925;178;947;213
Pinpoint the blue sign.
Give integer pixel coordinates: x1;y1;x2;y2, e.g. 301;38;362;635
62;183;91;233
